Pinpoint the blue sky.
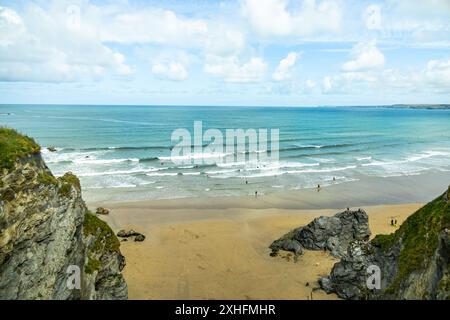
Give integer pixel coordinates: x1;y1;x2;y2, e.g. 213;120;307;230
0;0;449;106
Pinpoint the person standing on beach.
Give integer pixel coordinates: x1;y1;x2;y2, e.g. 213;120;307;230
255;191;258;198
317;184;321;192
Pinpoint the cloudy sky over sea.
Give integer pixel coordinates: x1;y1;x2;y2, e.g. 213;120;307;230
0;0;449;106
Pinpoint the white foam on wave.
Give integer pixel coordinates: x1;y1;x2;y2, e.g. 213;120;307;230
158;152;232;162
362;150;450;167
85;183;137;189
357;156;372;161
216;161;319;170
41;148;109;164
146;172;179;177
78;168;160;177
284;165;357;175
74;158;139;164
205;169;239;175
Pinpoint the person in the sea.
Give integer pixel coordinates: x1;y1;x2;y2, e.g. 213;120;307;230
245;180;248;184
317;184;321;192
333;177;336;182
255;191;258;198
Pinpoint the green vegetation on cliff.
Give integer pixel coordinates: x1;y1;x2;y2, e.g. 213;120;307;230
83;211;120;253
372;189;450;293
83;212;121;274
0;128;40;170
58;173;81;197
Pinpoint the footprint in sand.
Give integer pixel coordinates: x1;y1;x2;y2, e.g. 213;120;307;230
180;229;202;242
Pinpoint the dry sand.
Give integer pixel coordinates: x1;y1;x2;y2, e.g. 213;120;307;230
96;197;423;300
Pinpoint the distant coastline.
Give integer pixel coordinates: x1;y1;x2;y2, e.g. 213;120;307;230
1;103;450;109
382;104;450;110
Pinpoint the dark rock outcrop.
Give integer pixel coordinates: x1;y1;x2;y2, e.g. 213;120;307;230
134;234;146;242
319;189;450;300
270;209;371;258
0;129;127;300
117;229;145;242
96;207;110;215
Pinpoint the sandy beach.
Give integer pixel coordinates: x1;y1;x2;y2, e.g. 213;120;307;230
95;195;423;300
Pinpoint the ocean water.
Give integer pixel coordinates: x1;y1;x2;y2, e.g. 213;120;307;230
1;105;450;202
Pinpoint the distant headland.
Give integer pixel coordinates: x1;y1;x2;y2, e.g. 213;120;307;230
384;104;450;110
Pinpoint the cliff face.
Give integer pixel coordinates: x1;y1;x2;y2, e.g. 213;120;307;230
319;188;450;300
0;128;127;299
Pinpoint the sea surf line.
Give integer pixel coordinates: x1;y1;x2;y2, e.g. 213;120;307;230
170;121;280;166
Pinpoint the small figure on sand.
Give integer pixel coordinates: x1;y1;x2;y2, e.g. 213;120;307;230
394;219;398;227
391;219;394;226
317;184;321;192
255;191;258;198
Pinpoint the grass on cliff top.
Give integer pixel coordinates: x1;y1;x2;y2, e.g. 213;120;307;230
83;211;121;274
58;172;81;197
372;187;450;293
0;128;41;170
83;211;120;254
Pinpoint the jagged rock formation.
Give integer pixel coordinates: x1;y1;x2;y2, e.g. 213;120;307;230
319;188;450;300
0;128;127;300
270;209;371;258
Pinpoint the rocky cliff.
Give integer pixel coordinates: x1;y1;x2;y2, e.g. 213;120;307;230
320;188;450;300
271;190;450;300
0;128;127;300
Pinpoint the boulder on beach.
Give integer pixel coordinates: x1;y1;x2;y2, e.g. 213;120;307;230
270;209;371;258
96;207;110;215
117;229;146;242
134;234;146;242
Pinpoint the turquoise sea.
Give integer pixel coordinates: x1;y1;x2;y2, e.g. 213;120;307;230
1;105;450;202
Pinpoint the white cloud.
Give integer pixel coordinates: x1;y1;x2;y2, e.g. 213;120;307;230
369;1;450;47
424;59;450;89
387;0;450;17
152;62;188;81
204;56;267;83
342;41;385;72
0;5;132;82
322;72;379;94
272;52;299;81
241;0;342;38
100;8;245;56
306;79;316;89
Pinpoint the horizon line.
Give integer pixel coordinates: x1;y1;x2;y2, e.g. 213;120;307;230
1;103;449;108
